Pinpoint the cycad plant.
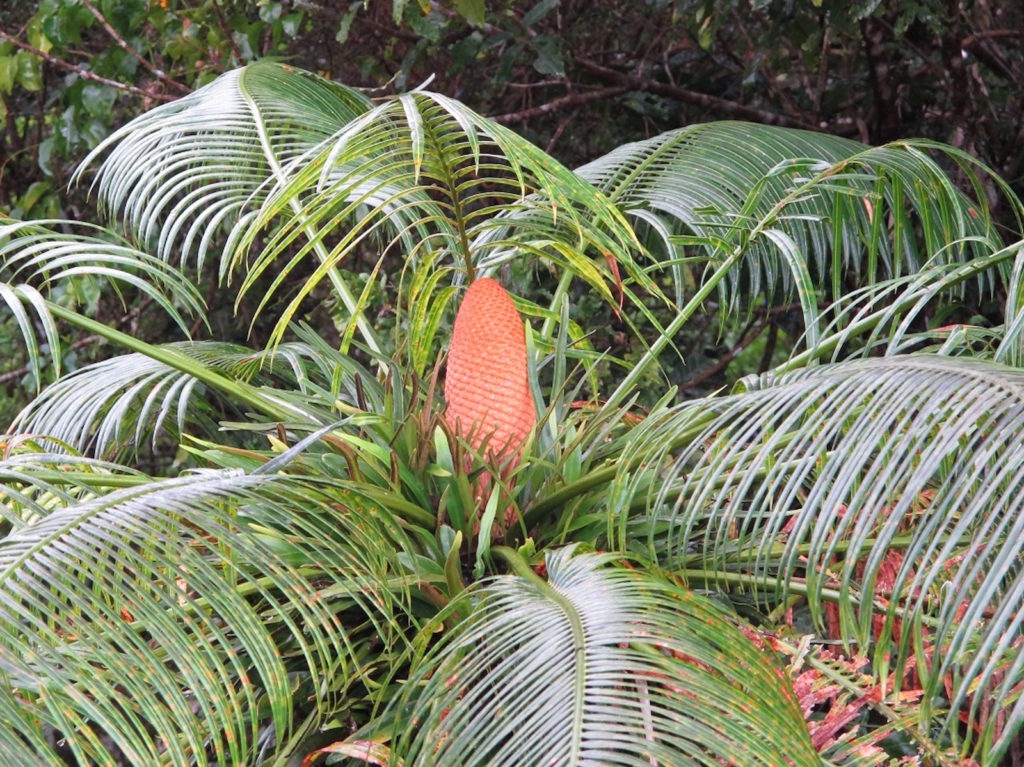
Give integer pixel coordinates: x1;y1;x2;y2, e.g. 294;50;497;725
2;61;1024;766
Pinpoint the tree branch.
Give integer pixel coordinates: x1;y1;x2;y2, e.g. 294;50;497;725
546;105;581;154
210;0;243;62
492;86;629;124
679;319;769;393
0;29;178;102
0;334;103;387
575;57;818;130
961;32;1019;81
79;0;191;94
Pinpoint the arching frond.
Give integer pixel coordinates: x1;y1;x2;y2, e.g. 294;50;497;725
995;239;1024;366
8;341;355;459
11;350;209;459
576;122;1017;319
615;356;1024;762
0;218;205;386
76;61;372;273
392;547;821;767
0;470;412;766
238;90;645;350
772;239;1024;371
0;451;149;531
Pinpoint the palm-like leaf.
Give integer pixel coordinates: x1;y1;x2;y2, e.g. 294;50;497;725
74;62;390;354
240;90;643;351
79;66;645;361
577;122;1013;311
995;241;1024;366
76;62;372;272
585;125;1022;407
0;469;411;766
9;340;359;459
0;218;205;386
614;355;1024;762
0;451;148;530
771;240;1023;371
391;547;821;766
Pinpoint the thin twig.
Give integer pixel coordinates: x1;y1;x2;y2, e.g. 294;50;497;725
813;26;831;117
505;80;569;90
576;57;817;130
492;86;628;124
757;320;779;374
0;29;178;102
678;319;769;392
545;105;581;154
961;29;1023;43
210;0;243;62
961;32;1018;81
0;334;98;386
729;9;809;122
80;0;191;94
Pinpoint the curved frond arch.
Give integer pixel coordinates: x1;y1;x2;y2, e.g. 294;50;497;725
0;470;411;766
770;240;1023;371
0;218;206;386
616;355;1024;762
0;451;149;531
393;547;821;767
576;121;1018;319
76;61;372;274
8;339;373;460
239;90;646;350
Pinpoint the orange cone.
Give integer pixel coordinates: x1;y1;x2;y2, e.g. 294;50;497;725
444;277;535;519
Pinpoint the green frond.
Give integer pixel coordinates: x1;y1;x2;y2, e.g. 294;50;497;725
0;218;205;386
0;451;149;531
8;340;354;459
0;282;55;393
995;241;1024;366
774;240;1022;370
0;470;412;766
576;121;1016;315
236;90;643;350
391;547;821;766
616;355;1024;762
76;61;372;273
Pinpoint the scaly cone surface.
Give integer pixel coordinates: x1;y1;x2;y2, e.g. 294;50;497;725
444;277;536;508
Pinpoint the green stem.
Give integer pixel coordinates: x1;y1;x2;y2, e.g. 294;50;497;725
47;302;300;423
677;567;939;630
679;567;847;606
680;533;919;567
774;249;1015;375
541;271;574;339
428;129;475;281
524;463;618;527
239;73;382;356
606;249;745;408
491;545;542;582
6;470;151;489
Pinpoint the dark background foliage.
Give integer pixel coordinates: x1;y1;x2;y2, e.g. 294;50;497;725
1;0;1022;424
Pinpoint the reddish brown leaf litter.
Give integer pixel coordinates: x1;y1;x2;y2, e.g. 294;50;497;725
444;277;536;516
